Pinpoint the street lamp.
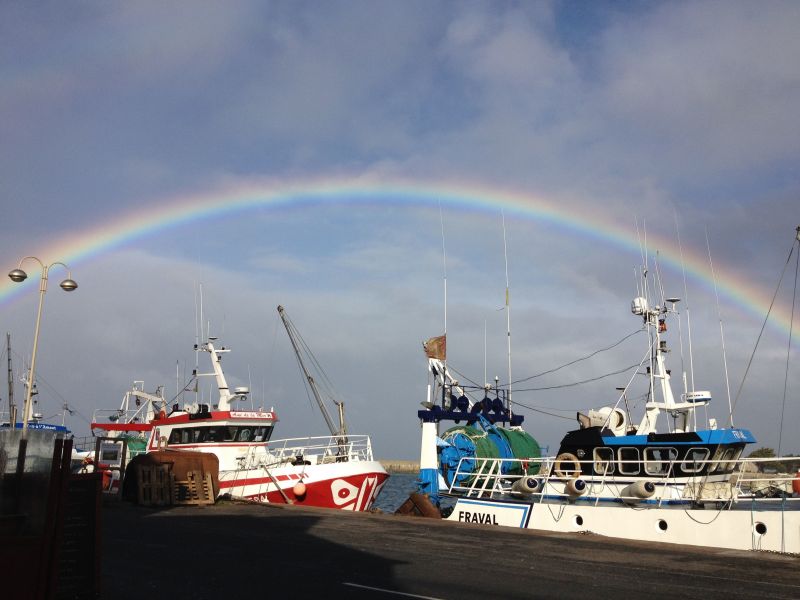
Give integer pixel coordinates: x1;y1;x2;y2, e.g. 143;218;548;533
8;257;78;431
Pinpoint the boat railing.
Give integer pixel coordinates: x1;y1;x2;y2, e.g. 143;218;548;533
91;406;152;427
446;455;800;507
266;434;375;463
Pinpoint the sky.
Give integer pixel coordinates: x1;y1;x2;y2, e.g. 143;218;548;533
1;1;799;460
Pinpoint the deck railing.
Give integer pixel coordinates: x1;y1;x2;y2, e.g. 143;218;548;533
446;455;800;508
267;434;375;463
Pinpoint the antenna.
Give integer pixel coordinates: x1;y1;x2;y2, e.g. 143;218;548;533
199;282;205;342
439;203;447;344
673;210;696;394
439;203;448;415
705;229;734;426
635;219;656;408
248;364;254;410
484;319;488;389
502;210;512;414
635;218;646;277
194;281;200;348
654;251;667;308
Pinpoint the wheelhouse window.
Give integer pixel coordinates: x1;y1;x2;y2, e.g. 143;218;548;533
720;447;741;472
593;447;614;475
681;448;710;473
644;447;678;476
618;447;640;475
168;425;273;445
709;446;741;474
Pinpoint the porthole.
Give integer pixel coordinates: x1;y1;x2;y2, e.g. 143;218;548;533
657;519;668;532
574;515;584;527
754;522;767;536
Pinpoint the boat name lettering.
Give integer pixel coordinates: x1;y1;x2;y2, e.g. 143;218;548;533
458;511;499;525
230;411;274;419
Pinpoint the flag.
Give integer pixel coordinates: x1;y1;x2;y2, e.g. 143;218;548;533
423;335;446;360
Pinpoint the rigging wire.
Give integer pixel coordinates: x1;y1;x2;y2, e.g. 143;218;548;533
447;330;643;393
507;400;574;420
510;391;650;414
281;311;342;409
512;363;642;392
777;231;799;454
510;328;643;385
730;231;798;423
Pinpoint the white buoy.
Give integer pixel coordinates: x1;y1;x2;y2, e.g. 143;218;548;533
620;480;656;504
565;478;587;497
511;477;543;496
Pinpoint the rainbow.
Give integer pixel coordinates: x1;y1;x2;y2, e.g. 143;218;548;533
0;175;796;336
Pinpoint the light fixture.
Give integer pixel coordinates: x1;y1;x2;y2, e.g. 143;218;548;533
8;256;78;431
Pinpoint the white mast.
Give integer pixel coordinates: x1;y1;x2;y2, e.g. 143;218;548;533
673;211;696;394
203;339;235;411
706;229;733;427
502;211;512;414
439;203;447;373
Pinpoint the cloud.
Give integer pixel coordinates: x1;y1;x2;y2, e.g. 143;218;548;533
597;1;800;183
1;1;799;459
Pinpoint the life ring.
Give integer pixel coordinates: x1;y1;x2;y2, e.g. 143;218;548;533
554;452;582;479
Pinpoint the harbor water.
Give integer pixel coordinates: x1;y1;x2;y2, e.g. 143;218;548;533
373;472;418;513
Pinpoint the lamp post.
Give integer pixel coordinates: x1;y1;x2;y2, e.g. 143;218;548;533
8;257;78;431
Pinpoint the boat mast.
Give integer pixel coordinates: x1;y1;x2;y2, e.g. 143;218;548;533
501;211;512;419
277;305;343;438
199;338;235;411
440;203;448;410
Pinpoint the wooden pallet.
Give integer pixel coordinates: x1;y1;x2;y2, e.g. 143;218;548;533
171;470;215;505
136;464;172;506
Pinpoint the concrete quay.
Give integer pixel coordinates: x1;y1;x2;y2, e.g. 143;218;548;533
379;459;419;473
102;500;800;600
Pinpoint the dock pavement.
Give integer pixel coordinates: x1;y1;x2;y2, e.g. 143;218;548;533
102;500;800;600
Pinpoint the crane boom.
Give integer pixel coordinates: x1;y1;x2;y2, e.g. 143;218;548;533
277;305;345;437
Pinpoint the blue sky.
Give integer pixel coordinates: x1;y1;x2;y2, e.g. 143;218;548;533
1;1;799;459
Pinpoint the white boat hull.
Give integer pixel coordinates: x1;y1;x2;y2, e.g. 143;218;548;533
447;497;800;553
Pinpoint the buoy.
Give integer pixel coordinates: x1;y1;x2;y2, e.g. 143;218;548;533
792;470;800;496
621;480;656;503
511;477;543;496
292;481;307;499
565;478;587;497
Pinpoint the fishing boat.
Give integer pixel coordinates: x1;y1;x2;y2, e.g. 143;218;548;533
91;307;388;511
1;332;73;437
414;227;800;553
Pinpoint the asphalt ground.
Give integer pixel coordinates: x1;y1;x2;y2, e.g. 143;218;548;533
101;500;800;600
